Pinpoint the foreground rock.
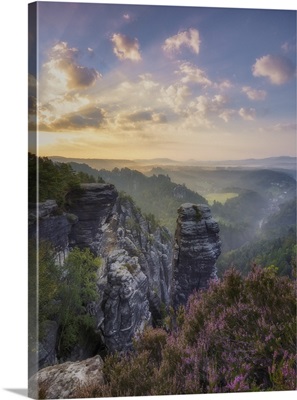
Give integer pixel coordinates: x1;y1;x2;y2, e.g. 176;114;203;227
173;203;221;307
28;355;104;399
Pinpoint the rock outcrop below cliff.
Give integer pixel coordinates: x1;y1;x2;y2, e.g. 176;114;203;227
173;203;221;307
28;355;104;399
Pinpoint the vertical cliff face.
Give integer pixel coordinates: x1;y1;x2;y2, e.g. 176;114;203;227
173;203;221;307
65;184;173;353
28;200;77;263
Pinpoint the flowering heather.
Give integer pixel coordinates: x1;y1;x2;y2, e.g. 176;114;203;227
82;266;296;397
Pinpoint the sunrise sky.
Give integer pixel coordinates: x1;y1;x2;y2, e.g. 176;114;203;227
28;2;296;161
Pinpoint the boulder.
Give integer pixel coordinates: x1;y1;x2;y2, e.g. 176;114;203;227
28;355;104;399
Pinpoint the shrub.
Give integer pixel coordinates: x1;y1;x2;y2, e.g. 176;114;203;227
96;265;296;396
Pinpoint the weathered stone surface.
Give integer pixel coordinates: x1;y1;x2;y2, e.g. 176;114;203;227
173;203;221;307
102;249;151;352
65;186;173;353
106;196;173;321
28;355;104;399
28;200;76;263
66;183;118;253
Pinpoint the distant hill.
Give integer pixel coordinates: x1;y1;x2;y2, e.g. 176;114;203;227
49;155;296;173
50;156;138;171
185;156;297;170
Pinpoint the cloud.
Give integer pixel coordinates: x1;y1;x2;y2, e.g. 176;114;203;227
45;41;101;90
51;41;79;59
118;109;167;130
214;79;233;91
281;41;295;53
162;28;200;55
87;47;94;57
271;122;296;132
191;94;227;113
126;110;154;122
252;55;295;85
219;109;236;123
177;62;212;87
40;106;106;131
180;94;229;129
238;107;256;121
161;83;191;113
123;13;130;20
62;61;101;89
242;86;267;101
138;74;159;89
111;33;141;61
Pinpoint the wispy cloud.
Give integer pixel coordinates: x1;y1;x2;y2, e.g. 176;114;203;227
111;33;141;61
177;62;212;87
270;122;296;132
219;109;236;123
252;54;295;85
281;41;295;54
239;107;256;120
242;86;266;101
162;28;200;55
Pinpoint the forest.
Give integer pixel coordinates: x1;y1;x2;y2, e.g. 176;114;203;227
29;154;296;396
64;157;296;277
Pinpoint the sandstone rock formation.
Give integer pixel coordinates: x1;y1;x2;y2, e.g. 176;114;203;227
173;203;221;307
65;186;173;352
28;355;103;399
103;249;151;351
30;184;173;360
28;199;77;263
29;184;221;369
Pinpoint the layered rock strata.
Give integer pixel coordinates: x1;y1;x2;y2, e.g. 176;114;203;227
173;203;221;307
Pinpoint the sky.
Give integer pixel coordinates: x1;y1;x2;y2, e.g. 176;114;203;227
28;1;296;161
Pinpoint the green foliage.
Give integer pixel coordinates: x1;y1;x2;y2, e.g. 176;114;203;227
29;153;80;206
28;153;99;207
76;171;96;183
123;263;138;274
192;205;202;221
29;241;102;358
217;227;296;278
28;240;61;341
58;248;101;356
261;198;296;238
144;212;159;232
69;161;106;183
98;168;207;232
